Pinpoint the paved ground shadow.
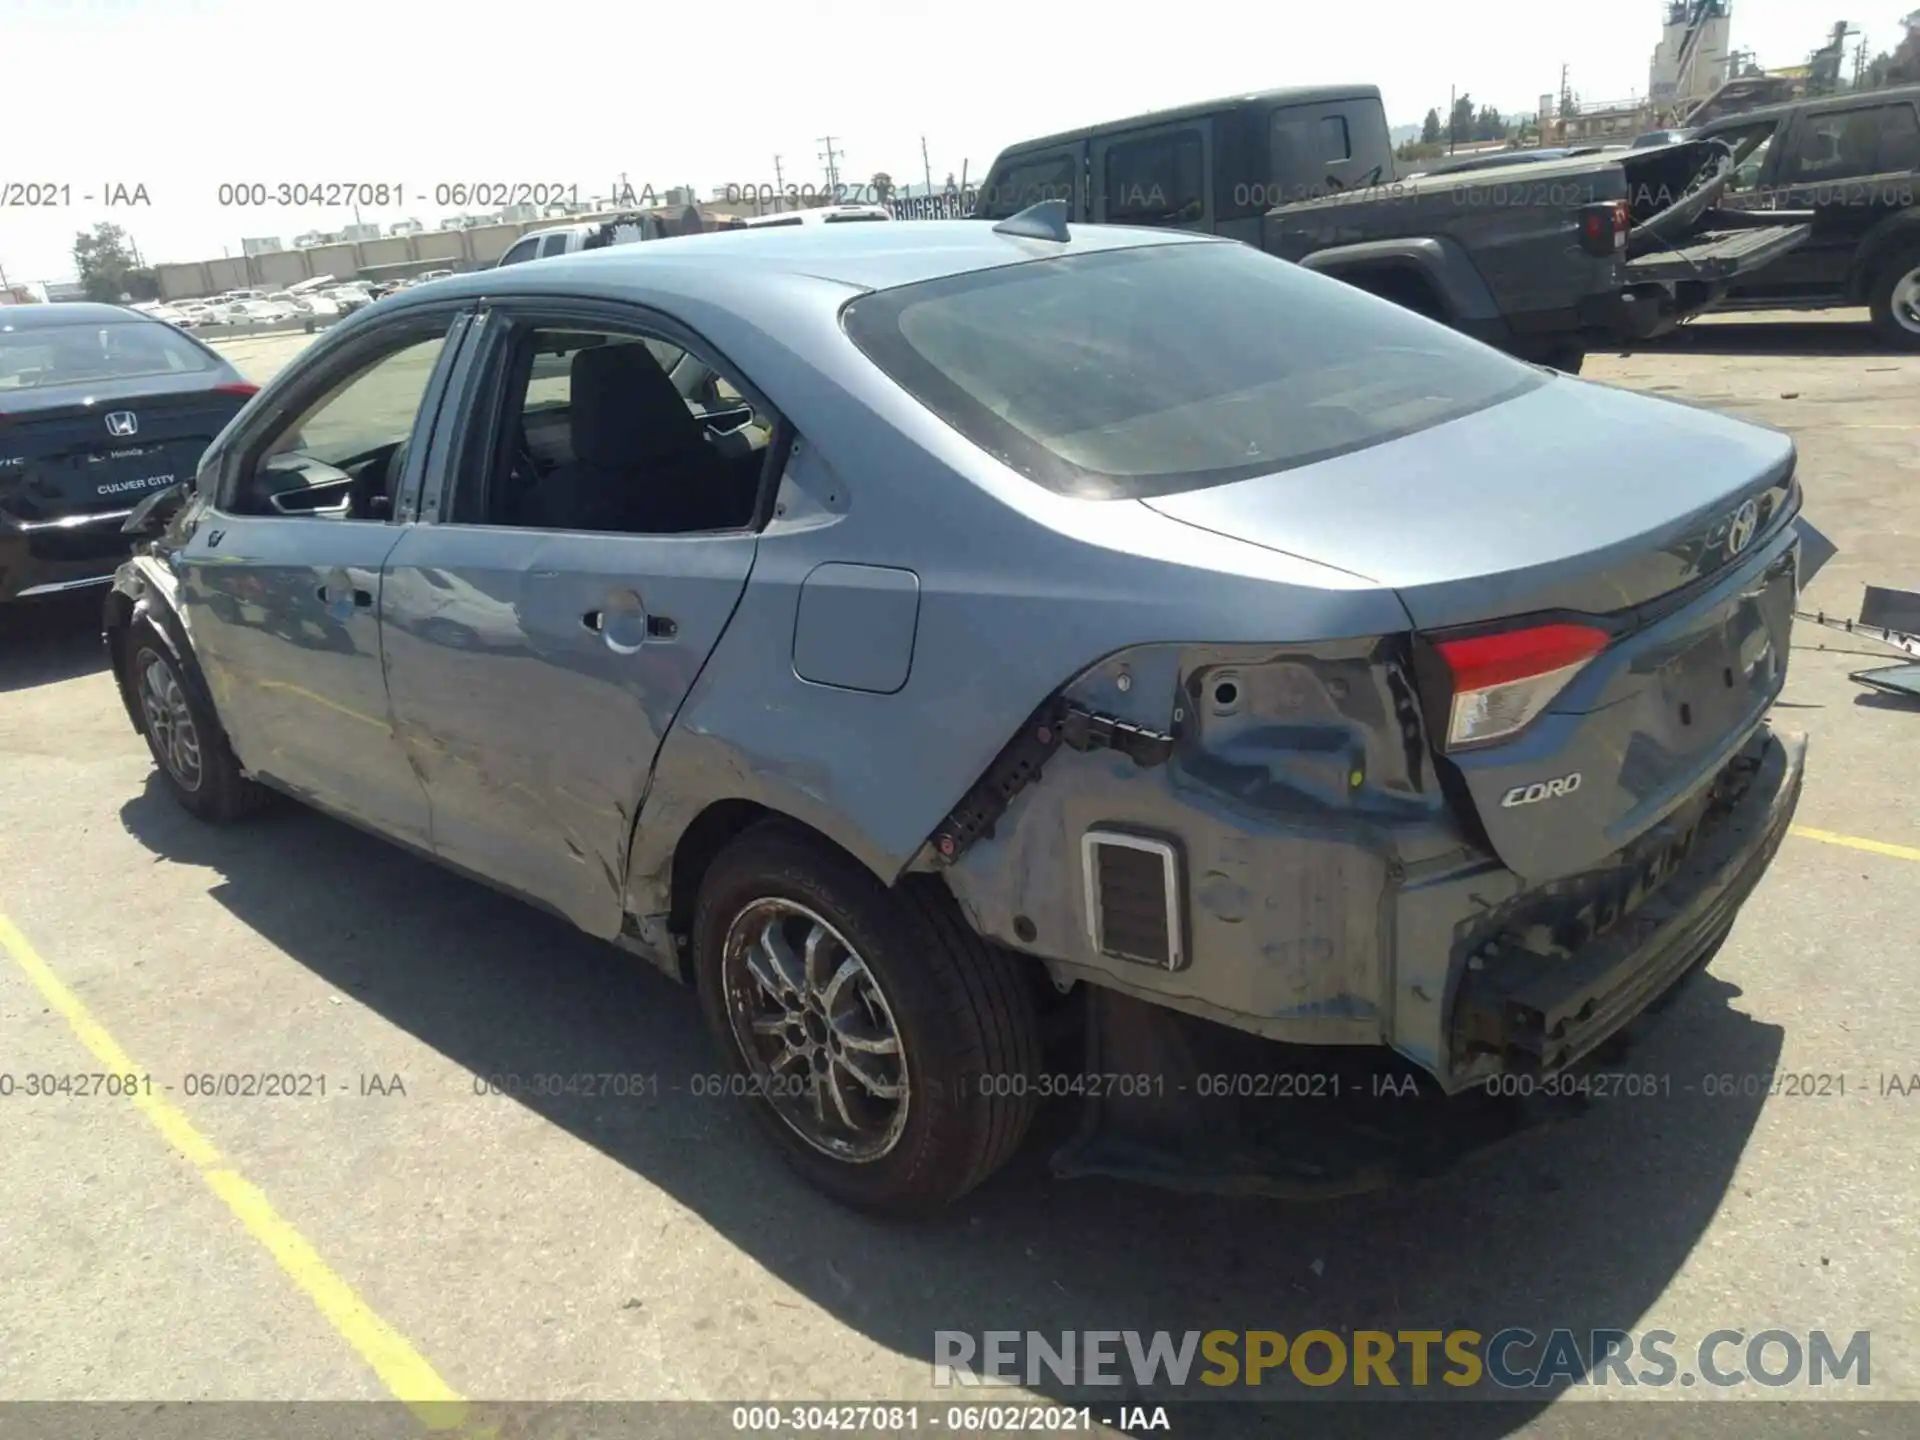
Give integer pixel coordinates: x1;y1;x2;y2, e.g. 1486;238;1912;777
0;594;111;694
119;782;1783;1437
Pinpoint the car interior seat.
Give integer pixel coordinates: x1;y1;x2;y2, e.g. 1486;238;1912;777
523;343;757;533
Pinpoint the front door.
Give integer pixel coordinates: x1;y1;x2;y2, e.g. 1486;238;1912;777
178;313;466;845
380;305;776;936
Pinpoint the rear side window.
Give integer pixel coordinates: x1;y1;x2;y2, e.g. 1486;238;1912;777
1104;130;1205;225
978;152;1080;219
0;319;216;389
1784;107;1890;180
1272;105;1369;201
843;241;1542;501
1880;103;1920;172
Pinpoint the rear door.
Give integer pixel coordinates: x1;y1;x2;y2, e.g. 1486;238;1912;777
378;298;776;938
1765;100;1920;294
1093;120;1211;231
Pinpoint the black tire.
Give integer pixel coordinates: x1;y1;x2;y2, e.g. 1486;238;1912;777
692;821;1042;1216
1867;243;1920;351
126;615;271;823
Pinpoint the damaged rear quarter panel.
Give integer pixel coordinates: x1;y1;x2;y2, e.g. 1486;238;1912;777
942;638;1482;1049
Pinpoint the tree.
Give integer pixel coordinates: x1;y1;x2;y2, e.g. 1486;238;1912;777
869;171;895;204
1449;93;1475;146
1859;10;1920;88
1473;105;1507;141
73;222;156;303
1421;108;1443;145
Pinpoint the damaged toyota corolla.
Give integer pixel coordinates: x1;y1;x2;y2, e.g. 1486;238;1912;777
104;205;1811;1216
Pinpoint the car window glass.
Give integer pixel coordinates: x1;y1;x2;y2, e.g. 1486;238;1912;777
0;320;215;388
265;334;446;465
1272;108;1357;201
538;233;572;257
1784;109;1884;181
844;240;1542;501
979;152;1079;219
461;323;769;534
500;238;537;265
1880;103;1920;173
1722;126;1776;191
1105;130;1204;225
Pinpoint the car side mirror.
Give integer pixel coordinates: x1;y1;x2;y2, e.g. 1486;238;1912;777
121;479;191;537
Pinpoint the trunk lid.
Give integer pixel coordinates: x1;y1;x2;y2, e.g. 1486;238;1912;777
0;375;247;525
1143;376;1801;882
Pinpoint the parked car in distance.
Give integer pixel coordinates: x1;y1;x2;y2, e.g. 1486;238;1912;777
493;211;671;267
1403;146;1606;178
977;85;1812;373
106;217;1810;1216
1695;83;1920;347
0;302;257;603
738;204;894;227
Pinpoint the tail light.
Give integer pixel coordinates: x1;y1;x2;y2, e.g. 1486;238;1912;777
1434;622;1610;749
1576;201;1631;256
214;382;259;397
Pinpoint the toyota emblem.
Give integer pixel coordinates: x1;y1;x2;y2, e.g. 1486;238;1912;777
1726;498;1759;557
104;411;139;438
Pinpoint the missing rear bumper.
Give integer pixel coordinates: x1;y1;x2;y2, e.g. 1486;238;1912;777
1451;725;1804;1077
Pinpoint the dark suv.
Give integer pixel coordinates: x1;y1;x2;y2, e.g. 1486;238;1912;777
1698;84;1920;346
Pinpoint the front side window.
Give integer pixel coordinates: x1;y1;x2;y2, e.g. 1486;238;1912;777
499;238;540;266
1878;102;1920;173
228;328;450;518
843;240;1543;501
1104;130;1205;225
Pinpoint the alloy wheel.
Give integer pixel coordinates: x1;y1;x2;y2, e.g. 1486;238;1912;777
722;898;911;1162
1893;265;1920;337
138;653;203;792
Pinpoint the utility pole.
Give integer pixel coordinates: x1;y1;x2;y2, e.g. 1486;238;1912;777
771;154;784;213
817;135;843;197
921;136;934;198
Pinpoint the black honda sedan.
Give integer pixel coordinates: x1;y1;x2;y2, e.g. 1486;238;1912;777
0;302;257;604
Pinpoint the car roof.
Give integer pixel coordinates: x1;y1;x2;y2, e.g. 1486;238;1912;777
989;85;1380;158
1698;82;1920;130
390;218;1217;307
0;301;158;330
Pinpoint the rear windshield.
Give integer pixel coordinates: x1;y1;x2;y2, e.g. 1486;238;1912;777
842;240;1544;499
0;318;217;390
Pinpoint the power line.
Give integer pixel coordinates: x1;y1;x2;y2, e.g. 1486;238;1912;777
817;135;843;194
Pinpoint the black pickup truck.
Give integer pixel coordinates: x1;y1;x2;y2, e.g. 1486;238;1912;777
975;84;1812;372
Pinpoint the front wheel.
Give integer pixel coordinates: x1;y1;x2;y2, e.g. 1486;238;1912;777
692;822;1042;1216
1868;245;1920;351
127;616;271;822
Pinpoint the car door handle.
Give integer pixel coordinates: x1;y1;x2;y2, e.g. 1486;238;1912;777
582;608;677;637
318;584;374;608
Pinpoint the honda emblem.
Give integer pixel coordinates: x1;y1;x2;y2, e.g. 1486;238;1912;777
104;411;139;438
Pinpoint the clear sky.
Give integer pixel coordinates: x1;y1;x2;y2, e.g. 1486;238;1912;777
2;0;1910;282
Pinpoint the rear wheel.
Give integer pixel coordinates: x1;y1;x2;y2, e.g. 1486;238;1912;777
1868;245;1920;351
127;616;271;823
691;821;1041;1216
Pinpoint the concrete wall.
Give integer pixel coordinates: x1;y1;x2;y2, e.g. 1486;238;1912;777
466;225;522;265
157;262;210;301
413;230;466;264
207;256;250;292
255;250;309;288
359;236;412;268
306;243;360;282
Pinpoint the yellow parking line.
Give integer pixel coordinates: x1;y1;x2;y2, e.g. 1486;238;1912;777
0;910;470;1432
1791;826;1920;864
